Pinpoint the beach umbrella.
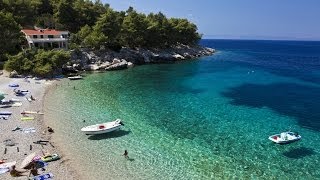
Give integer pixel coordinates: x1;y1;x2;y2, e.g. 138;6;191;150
19;152;36;169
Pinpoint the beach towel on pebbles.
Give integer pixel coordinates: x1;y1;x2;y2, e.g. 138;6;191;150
23;128;36;133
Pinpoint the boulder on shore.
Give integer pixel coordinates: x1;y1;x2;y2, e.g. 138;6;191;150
105;60;128;71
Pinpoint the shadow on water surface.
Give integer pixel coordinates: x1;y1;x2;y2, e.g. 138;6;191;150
222;83;320;131
88;130;131;140
283;147;316;159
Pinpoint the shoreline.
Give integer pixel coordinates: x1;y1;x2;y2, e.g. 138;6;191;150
66;45;215;72
0;47;215;179
0;72;78;179
42;79;80;180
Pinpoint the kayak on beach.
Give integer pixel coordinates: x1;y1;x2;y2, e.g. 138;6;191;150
0;111;12;115
8;83;19;87
21;117;35;121
21;111;44;115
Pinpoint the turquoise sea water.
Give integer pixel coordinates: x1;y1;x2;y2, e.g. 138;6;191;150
45;40;320;179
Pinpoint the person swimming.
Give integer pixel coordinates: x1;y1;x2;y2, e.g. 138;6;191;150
123;150;129;159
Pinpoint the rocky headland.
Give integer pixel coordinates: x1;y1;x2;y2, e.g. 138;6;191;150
65;45;215;72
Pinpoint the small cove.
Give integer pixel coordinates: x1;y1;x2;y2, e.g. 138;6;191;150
44;40;320;179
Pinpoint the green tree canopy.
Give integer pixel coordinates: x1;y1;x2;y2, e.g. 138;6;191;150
0;11;23;61
119;7;148;48
54;0;78;32
1;0;202;52
5;49;70;76
93;8;124;45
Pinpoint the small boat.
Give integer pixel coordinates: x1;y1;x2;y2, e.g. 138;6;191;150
68;75;83;80
41;154;60;162
269;131;301;144
81;119;124;135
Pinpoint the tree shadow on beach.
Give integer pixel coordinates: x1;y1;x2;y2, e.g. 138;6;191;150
88;130;131;140
221;82;320;131
283;147;316;159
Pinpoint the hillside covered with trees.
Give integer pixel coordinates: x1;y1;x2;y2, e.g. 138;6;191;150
0;0;205;76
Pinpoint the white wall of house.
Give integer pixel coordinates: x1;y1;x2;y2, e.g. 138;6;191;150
23;31;69;49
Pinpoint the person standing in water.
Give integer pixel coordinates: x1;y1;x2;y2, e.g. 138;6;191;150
123;150;129;159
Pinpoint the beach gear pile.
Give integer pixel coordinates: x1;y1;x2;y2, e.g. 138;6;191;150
0;81;60;179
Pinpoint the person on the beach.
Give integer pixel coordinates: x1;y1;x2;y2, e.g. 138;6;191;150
28;162;39;177
123;150;129;159
30;95;35;101
10;165;27;177
73;86;76;90
48;127;54;133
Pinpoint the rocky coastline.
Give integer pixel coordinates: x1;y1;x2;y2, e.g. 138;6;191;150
65;45;215;72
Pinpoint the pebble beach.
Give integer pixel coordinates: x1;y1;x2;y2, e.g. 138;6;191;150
0;71;78;180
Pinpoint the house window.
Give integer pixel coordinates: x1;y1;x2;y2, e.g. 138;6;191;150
48;35;54;38
33;35;37;38
40;35;43;38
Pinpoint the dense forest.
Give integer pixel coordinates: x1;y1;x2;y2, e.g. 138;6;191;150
0;0;202;76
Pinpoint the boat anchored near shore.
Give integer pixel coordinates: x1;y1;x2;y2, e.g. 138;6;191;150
68;75;83;80
81;119;124;135
269;131;301;144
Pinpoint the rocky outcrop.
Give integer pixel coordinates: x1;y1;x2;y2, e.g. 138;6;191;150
105;59;128;71
69;44;215;72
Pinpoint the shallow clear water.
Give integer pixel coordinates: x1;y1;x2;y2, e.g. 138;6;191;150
45;40;320;179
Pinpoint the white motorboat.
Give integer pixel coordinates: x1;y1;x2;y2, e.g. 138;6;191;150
81;119;124;135
68;75;83;80
269;131;301;144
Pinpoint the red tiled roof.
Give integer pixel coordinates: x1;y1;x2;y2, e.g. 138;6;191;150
21;29;64;35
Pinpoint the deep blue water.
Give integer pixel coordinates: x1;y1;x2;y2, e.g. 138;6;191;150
202;39;320;132
46;39;320;179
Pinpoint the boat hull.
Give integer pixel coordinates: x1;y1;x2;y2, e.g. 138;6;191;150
81;119;123;135
269;132;301;144
68;76;83;80
83;125;121;135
